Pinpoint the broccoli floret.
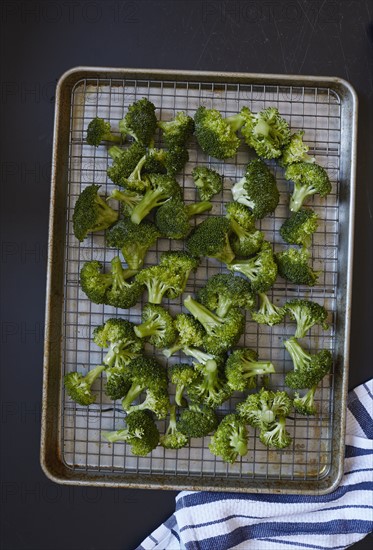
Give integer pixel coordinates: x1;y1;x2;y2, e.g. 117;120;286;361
228;241;278;292
186;216;235;264
169;363;199;407
259;417;292;449
226;201;265;256
225;348;276;391
194;106;242;159
130;174;182;224
191;166;223;201
80;258;141;307
107;143;147;186
93;318;143;370
64;365;105;406
209;414;249;463
231;159;279;219
72;184;119;242
155;198;212;239
197;273;255;318
106;218;160;271
177;403;218;438
163;314;205;358
104;366;131;401
134;304;177;349
183;295;245;355
251;292;286;326
285;162;332;212
280;209;319;248
276;247;319;286
158;112;195;147
102;410;159;455
160;404;189;449
240;106;291;159
121;356;169;419
159;250;200;289
186;358;232;408
119;98;157;146
279;131;315;167
107;188;144;217
293;385;318;416
284;299;329;338
237;387;292;428
284;337;333;389
142;144;189;176
86;117;121;147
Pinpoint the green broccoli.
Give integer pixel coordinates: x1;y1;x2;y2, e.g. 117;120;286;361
186;216;235;264
225;201;264;256
107;143;147;186
158;111;195;147
259;417;292;449
194;106;242;159
121;356;169;419
142;144;189;177
284;337;333;389
285;162;332;212
240;106;291;159
231;159;279;219
293;385;318;416
64;365;105;406
284;299;329;338
119;98;157;146
182;347;225;368
86;117;121;147
279;209;319;247
197;273;255;318
228;241;278;292
80;257;142;308
162;314;205;357
186;358;232;408
93;318;143;370
159;404;189;449
106;218;160;271
104;366;131;401
177;403;219;438
134;304;177;349
225;349;276;391
102;410;159;455
237;387;292;428
276;247;319;286
107;188;144;217
251;292;286;326
72;184;119;242
191;166;223;201
183;295;245;355
279;131;315;166
135;252;198;305
169;363;199;407
155;198;212;239
130;174;182;224
209;413;249;463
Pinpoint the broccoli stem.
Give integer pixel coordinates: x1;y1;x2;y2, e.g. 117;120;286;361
162;340;183;358
134;317;162;338
183;296;222;335
121;383;144;411
131;189;165;225
284;337;311;370
185;201;213;217
95;195;119;230
102;429;129;443
84;365;106;386
225;113;246;132
290;183;315;212
183;347;214;364
146;280;170;304
230;428;248;457
253;118;270;137
111;256;129;292
108;146;123;160
215;297;232;318
109;188;142;210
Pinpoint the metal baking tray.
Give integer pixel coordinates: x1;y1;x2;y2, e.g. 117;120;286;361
41;67;357;494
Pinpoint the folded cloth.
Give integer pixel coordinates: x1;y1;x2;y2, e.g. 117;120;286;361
137;380;373;550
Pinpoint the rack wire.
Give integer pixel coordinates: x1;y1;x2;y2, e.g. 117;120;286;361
61;77;341;483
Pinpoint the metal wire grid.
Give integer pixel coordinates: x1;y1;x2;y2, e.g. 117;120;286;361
61;77;341;482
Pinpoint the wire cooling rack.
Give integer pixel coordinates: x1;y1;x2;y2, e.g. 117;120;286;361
61;76;340;482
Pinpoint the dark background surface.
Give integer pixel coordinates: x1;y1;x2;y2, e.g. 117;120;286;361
1;1;372;549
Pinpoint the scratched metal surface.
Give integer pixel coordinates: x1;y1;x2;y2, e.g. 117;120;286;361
41;68;356;493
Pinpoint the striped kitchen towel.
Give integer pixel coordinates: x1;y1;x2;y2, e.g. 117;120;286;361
137;379;373;550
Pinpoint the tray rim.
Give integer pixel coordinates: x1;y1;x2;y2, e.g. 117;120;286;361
40;66;358;494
